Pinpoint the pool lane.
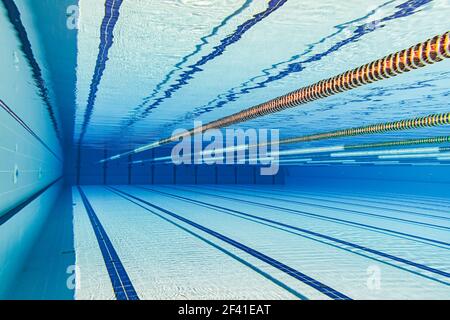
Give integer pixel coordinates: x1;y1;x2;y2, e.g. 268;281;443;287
77;187;139;300
72;188;115;300
192;185;450;230
109;186;351;300
165;186;450;279
117;186;450;299
285;189;450;218
74;186;306;300
179;185;450;247
234;186;450;221
106;187;307;300
233;185;450;220
278;187;450;209
135;186;450;281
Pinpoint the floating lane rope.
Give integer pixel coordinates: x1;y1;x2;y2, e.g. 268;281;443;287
276;112;450;146
100;32;450;162
344;136;450;150
129;136;450;165
276;136;450;157
191;32;450;134
129;113;450;166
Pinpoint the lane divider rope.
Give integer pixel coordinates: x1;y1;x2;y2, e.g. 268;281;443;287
344;136;450;150
100;32;450;162
276;112;450;146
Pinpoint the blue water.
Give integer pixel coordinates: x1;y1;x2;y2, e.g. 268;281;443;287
0;0;449;300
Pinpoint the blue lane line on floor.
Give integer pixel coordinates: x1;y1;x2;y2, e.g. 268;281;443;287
106;187;307;300
77;187;139;300
110;186;351;300
192;185;449;231
176;185;450;248
140;187;450;284
142;188;450;287
237;186;450;221
281;187;450;209
296;190;450;219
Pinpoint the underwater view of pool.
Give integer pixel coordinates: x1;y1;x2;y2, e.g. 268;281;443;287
0;0;449;301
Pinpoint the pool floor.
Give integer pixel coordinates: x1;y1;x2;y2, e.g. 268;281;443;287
70;185;450;300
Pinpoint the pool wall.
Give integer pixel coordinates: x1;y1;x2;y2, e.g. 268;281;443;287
0;0;76;298
70;145;286;185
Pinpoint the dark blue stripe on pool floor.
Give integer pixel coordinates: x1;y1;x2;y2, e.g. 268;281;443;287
191;185;449;231
235;186;450;221
138;186;450;283
295;188;450;216
179;185;450;248
77;186;139;300
110;186;351;300
141;187;450;286
105;187;307;300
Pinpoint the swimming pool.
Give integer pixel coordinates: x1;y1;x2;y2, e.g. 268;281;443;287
0;0;449;300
